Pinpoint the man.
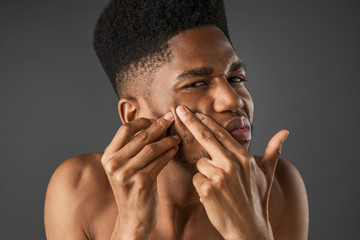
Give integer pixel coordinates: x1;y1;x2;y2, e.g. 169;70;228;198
44;0;309;239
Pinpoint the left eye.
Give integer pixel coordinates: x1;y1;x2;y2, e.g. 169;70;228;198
228;77;247;83
185;81;206;88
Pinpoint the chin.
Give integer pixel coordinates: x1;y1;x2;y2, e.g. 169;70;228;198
172;144;208;174
241;140;252;150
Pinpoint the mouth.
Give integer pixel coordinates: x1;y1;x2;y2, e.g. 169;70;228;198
224;117;252;142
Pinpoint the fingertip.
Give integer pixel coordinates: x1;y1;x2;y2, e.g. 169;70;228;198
281;130;290;142
176;105;188;117
163;111;174;121
173;135;181;143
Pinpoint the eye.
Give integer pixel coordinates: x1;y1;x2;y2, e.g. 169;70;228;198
228;76;247;83
184;80;207;88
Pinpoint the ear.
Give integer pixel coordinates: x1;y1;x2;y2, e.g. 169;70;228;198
118;98;139;124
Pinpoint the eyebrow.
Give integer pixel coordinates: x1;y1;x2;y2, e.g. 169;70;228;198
176;61;246;81
229;61;246;73
176;67;214;81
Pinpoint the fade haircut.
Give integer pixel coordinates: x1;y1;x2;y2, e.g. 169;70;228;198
93;0;230;99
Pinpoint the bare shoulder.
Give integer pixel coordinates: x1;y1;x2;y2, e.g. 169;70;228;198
45;152;108;194
44;152;112;240
255;156;309;240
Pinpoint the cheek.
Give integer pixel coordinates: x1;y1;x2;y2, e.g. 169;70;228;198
152;92;210;117
245;93;254;123
237;87;254;123
175;94;211;115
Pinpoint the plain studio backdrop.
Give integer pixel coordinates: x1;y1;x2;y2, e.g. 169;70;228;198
1;1;359;239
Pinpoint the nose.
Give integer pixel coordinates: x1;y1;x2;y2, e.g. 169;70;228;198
212;77;244;113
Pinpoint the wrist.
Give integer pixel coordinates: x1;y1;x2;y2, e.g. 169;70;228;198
224;223;274;240
110;217;152;240
111;230;150;240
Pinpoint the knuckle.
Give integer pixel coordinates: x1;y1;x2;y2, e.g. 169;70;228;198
154;118;166;128
115;170;132;184
104;158;117;174
214;130;227;140
212;170;226;186
134;130;147;141
199;129;213;141
144;143;158;155
199;182;214;198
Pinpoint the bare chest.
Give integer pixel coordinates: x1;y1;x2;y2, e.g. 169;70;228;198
87;197;223;240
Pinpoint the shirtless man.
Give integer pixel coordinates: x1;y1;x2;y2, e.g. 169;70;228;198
44;0;309;239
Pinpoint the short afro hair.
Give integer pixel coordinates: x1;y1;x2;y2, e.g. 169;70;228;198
93;0;230;99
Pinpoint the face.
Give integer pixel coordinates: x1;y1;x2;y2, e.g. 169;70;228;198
137;26;254;168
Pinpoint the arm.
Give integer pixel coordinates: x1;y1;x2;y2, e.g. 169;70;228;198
270;158;309;240
100;113;179;240
44;156;92;240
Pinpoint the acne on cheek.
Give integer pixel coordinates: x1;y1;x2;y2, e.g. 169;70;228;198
167;106;196;146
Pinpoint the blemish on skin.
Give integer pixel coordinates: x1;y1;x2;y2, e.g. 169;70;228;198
183;132;195;145
171;106;196;145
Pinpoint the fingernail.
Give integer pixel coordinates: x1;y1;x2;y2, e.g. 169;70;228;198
176;105;188;117
173;135;181;142
195;112;204;120
284;130;290;140
163;112;174;120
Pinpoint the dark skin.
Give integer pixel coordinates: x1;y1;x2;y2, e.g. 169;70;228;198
44;26;309;239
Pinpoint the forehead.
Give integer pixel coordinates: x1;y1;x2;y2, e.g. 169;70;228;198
166;26;240;75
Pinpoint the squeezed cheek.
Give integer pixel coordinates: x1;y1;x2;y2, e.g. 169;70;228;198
151;90;209;153
167;94;210;139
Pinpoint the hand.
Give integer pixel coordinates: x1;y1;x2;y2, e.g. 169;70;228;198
101;112;181;240
175;105;289;240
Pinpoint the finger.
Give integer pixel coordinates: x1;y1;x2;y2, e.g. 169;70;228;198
194;112;249;156
128;135;181;170
145;144;180;177
171;107;196;147
176;105;227;160
120;112;175;158
108;135;180;172
104;118;153;156
259;130;289;180
192;172;210;200
196;157;219;179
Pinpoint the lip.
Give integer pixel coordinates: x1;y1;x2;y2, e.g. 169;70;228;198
224;117;252;142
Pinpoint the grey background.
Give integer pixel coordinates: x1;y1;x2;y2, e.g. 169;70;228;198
1;0;359;239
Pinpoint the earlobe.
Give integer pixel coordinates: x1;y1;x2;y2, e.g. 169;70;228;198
118;98;139;124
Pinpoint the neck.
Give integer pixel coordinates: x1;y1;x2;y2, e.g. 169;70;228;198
156;159;204;236
157;159;200;209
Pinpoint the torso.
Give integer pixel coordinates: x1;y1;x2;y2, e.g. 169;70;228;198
69;152;286;240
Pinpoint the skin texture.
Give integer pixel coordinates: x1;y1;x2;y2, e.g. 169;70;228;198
44;26;309;240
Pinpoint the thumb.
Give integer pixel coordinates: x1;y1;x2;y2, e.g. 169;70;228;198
258;130;289;181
